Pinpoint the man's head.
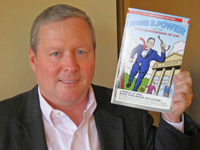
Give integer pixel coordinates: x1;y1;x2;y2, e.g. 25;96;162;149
167;82;171;88
29;4;96;108
151;82;155;86
30;4;96;56
146;37;155;49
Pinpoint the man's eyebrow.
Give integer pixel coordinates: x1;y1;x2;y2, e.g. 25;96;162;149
48;47;63;51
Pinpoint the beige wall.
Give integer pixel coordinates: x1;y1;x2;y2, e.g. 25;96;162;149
0;0;118;100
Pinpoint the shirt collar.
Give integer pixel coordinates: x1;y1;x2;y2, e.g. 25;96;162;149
38;85;97;126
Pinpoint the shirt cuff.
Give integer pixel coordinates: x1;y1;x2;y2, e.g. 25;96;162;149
162;114;184;133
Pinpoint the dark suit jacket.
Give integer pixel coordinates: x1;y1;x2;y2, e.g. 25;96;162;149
0;85;199;150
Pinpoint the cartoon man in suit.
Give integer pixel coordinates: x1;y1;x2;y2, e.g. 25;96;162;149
126;37;165;91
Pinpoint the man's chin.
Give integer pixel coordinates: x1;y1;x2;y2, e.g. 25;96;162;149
58;91;87;103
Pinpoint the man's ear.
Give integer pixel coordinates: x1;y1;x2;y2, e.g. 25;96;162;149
29;48;36;72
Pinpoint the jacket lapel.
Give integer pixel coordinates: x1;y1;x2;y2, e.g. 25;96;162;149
94;108;124;150
145;49;153;57
92;85;125;150
13;86;48;150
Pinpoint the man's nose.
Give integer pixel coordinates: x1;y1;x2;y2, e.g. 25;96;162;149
62;52;79;72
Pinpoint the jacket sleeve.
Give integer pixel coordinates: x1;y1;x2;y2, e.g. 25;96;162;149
130;45;142;59
154;113;200;150
153;51;165;62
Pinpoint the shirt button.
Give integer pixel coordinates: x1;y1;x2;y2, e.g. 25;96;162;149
55;112;60;116
74;134;78;139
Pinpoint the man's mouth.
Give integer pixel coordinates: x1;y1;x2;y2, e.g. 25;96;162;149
60;80;77;83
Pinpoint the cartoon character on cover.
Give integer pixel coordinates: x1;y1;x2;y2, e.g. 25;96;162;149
163;82;171;97
145;82;156;94
126;37;166;91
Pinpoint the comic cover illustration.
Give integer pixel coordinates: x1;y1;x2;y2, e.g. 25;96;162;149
111;8;190;112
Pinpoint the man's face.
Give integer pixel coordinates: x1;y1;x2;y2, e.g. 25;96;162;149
29;17;95;107
146;39;155;49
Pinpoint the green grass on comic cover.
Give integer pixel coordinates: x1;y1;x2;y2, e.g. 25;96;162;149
124;73;149;93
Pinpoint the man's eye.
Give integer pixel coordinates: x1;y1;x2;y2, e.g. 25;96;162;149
52;52;59;56
77;50;84;54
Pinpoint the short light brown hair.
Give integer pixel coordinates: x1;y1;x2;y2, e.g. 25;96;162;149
30;4;96;55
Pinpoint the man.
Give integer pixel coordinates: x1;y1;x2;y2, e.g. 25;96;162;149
163;82;171;97
0;4;199;150
126;37;165;91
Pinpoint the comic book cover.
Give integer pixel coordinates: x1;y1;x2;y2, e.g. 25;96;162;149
111;8;190;112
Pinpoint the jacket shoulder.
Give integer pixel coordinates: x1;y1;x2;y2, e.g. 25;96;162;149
92;84;112;99
0;86;37;118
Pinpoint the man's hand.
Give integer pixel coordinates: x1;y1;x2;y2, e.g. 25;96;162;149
129;58;134;63
161;43;166;53
162;71;193;123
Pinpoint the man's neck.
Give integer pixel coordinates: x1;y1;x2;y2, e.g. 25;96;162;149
146;47;151;50
42;93;89;127
63;97;88;127
53;97;88;127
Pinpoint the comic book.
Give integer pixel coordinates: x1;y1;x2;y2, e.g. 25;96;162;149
111;8;190;112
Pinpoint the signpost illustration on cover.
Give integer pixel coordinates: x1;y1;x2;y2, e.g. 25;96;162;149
111;8;190;112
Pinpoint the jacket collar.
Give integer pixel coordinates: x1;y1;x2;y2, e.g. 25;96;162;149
14;85;48;150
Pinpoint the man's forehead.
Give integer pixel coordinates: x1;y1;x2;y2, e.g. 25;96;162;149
148;39;155;42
